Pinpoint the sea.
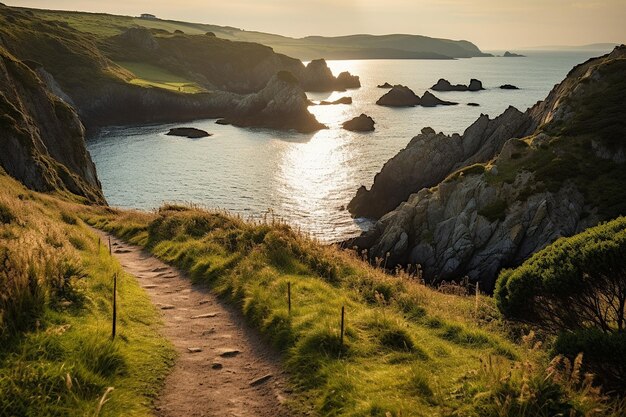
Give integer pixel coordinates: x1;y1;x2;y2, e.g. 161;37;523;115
86;49;611;242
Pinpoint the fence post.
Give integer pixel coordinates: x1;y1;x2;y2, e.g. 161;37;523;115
475;282;480;318
288;282;291;315
108;236;112;256
112;273;117;340
340;305;345;346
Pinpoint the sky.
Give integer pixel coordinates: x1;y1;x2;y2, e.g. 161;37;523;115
7;0;626;49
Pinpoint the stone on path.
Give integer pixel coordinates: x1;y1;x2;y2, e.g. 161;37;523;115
218;349;241;358
188;347;203;353
191;313;218;319
249;374;273;386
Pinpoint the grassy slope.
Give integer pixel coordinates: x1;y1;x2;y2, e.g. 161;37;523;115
116;61;205;93
0;170;175;417
26;8;482;60
79;205;619;416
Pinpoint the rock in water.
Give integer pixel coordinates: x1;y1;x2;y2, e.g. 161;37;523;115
500;84;520;90
376;85;421;107
166;127;211;138
337;71;361;89
377;82;393;88
431;78;484;92
468;79;484;91
342;114;375;132
467;102;480;106
503;51;525;57
218;71;326;133
319;96;352;105
419;91;458;107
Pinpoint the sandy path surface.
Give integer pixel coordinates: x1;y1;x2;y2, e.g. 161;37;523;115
94;229;292;417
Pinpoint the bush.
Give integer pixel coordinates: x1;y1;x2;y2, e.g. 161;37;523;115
495;217;626;333
554;329;626;391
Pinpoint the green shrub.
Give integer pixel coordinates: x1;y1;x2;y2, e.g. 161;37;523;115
554;329;626;390
496;217;626;333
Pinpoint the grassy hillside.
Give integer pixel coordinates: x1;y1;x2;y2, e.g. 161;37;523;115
0;170;175;416
79;205;623;416
25;7;489;60
116;61;205;93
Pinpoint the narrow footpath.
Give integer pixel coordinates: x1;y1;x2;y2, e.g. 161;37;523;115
95;230;292;417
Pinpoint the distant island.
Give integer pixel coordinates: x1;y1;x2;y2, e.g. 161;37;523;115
503;51;525;57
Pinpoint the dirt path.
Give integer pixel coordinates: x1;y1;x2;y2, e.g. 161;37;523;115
94;230;292;417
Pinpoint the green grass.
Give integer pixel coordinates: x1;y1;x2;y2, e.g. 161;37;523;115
116;61;205;93
0;172;175;417
77;204;625;416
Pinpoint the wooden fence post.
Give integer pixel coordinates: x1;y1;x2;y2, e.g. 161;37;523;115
288;282;291;315
108;236;112;256
340;305;345;346
112;273;117;340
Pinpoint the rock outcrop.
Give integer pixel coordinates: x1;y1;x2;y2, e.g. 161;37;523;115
503;51;525;57
0;47;104;203
420;91;458;107
377;82;393;89
319;96;352;105
217;71;326;133
348;106;533;219
347;46;626;290
166;127;211;138
376;85;421;107
431;78;484;92
342;114;375;132
300;59;360;92
500;84;519;90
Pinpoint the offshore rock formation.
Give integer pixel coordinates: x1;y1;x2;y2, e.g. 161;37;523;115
431;78;484;92
319;96;352;105
342;114;375;132
376;85;421;106
0;47;104;203
217;72;326;133
348;46;626;290
503;51;525;57
420;91;458;107
166;127;211;138
300;59;360;92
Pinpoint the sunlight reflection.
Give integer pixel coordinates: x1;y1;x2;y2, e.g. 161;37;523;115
277;129;350;238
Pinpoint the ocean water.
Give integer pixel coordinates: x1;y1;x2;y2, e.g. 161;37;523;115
87;50;609;242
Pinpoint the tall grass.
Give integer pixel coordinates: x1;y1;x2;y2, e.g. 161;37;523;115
83;203;625;416
0;172;175;416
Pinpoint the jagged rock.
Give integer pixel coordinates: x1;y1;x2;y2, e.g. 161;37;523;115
0;47;104;203
348;107;533;219
166;127;211;138
468;79;484;91
503;51;525;57
467;102;480;106
347;46;626;290
431;78;484;92
301;59;360;92
342;114;375;132
377;82;393;88
376;85;421;107
420;91;458;107
500;84;519;90
217;71;326;133
319;96;352;105
337;71;361;89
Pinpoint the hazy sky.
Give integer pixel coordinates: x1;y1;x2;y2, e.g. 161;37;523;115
8;0;626;49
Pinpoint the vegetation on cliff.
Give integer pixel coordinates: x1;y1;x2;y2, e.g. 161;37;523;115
79;204;625;416
0;171;174;416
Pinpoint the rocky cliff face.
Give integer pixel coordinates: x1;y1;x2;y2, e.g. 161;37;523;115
349;106;533;219
0;47;104;203
349;46;626;290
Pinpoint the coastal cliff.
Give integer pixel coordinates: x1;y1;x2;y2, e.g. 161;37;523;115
0;6;347;131
0;46;104;203
349;46;626;290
